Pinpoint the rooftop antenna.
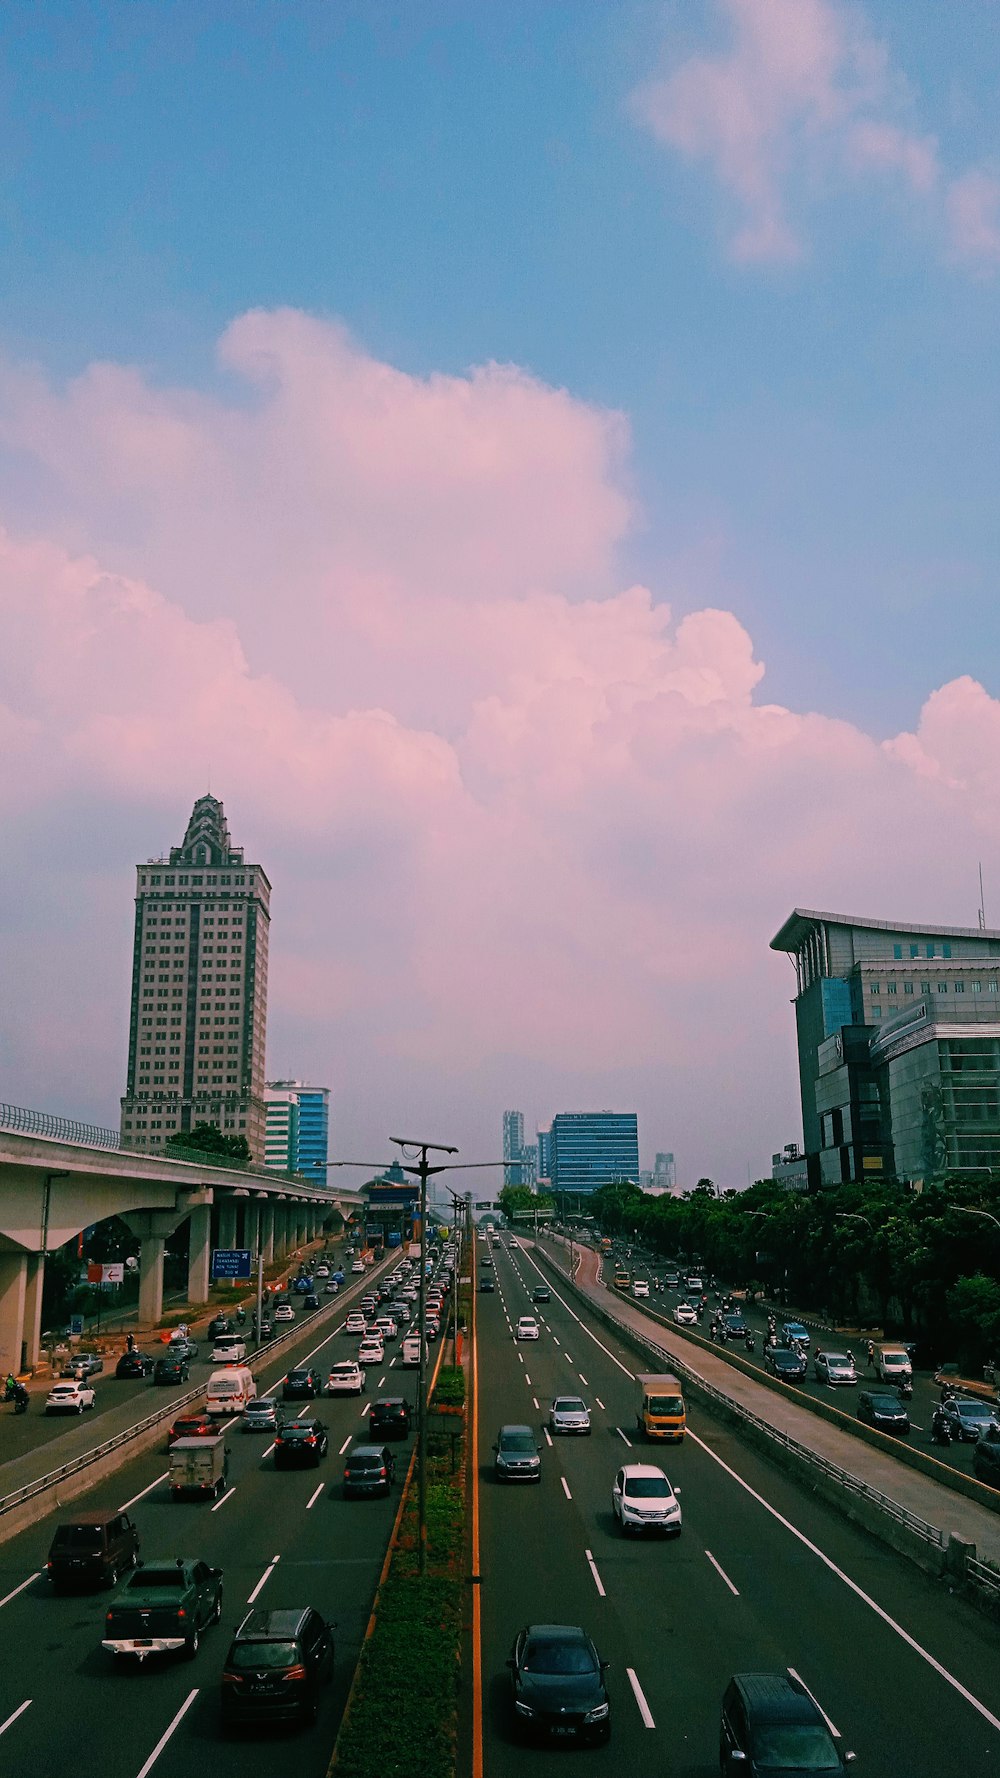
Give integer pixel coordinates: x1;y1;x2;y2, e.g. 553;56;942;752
979;862;987;931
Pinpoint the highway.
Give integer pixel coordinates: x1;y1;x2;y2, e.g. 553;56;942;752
477;1233;1000;1777
0;1262;414;1778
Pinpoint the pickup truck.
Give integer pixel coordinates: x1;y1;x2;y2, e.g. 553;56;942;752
168;1434;230;1500
102;1557;223;1661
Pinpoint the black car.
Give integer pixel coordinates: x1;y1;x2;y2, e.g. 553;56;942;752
974;1427;1000;1487
531;1286;551;1304
857;1389;910;1436
153;1355;190;1385
282;1367;323;1402
208;1315;233;1340
508;1623;610;1744
115;1351;156;1379
221;1605;334;1726
343;1443;396;1497
721;1671;855;1774
368;1398;411;1440
722;1314;749;1339
763;1346;807;1382
302;1293;320;1311
274;1417;329;1467
480;1277;495;1293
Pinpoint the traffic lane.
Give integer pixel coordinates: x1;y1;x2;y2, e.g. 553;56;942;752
509;1249;1000;1774
476;1295;655;1775
0;1375;398;1778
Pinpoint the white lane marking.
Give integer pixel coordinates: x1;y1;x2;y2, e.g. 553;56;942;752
686;1428;1000;1735
518;1353;524;1365
909;1421;924;1430
361;1401;371;1415
627;1667;656;1728
552;1336;560;1346
0;1573;40;1610
389;1357;397;1368
561;1476;572;1500
532;1397;540;1409
578;1373;588;1385
307;1482;324;1510
585;1548;606;1597
788;1668;840;1739
543;1428;553;1447
565;1352;574;1363
377;1374;386;1387
261;1440;276;1459
615;1426;633;1447
119;1471;168;1512
135;1688;199;1778
246;1553;280;1605
524;1373;531;1386
339;1435;351;1454
705;1549;739;1595
211;1485;236;1512
595;1395;606;1410
517;1249;635;1380
0;1699;31;1740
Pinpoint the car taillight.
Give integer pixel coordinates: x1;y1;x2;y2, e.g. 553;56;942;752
285;1664;308;1682
106;1611;113;1622
275;1436;283;1445
307;1435;316;1445
379;1467;387;1478
221;1671;243;1686
344;1469;351;1480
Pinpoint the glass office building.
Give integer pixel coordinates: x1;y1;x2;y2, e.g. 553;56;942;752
549;1112;639;1195
265;1080;329;1182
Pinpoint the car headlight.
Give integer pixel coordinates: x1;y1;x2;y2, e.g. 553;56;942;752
584;1704;609;1723
515;1700;536;1718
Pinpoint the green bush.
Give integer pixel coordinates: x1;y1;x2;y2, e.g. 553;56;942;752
433;1365;465;1407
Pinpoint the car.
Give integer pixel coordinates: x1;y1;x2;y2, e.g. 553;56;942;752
721;1672;855;1774
212;1337;248;1363
368;1397;411;1439
282;1366;323;1402
939;1397;1000;1442
323;1280;339;1295
207;1315;233;1340
102;1557;223;1662
291;1274;314;1295
242;1398;279;1434
516;1317;539;1341
388;1299;411;1321
343;1443;396;1496
507;1624;610;1744
549;1396;591;1435
815;1351;858;1386
351;1260;365;1273
374;1316;398;1341
328;1361;365;1396
665;1273;680;1289
314;1265;330;1279
973;1426;1000;1487
301;1292;320;1311
47;1510;141;1592
632;1280;650;1299
358;1337;385;1366
493;1424;542;1481
673;1303;698;1326
253;1319;274;1342
423;1321;440;1342
344;1311;367;1334
856;1389;910;1436
46;1380;96;1414
274;1416;330;1467
153;1354;190;1385
612;1463;682;1534
360;1295;378;1313
531;1285;551;1304
167;1330;199;1359
722;1313;749;1339
221;1605;334;1726
781;1321;811;1352
274;1304;295;1324
115;1350;156;1379
168;1411;214;1445
62;1349;103;1379
480;1277;496;1293
764;1346;807;1382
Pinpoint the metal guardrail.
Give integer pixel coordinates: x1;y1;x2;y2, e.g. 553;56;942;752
966;1554;1000;1596
1;1101;123;1149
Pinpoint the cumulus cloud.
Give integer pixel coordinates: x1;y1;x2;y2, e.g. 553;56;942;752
2;310;1000;1178
632;0;998;269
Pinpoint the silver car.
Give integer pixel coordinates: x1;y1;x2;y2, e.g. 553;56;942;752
815;1351;858;1386
549;1395;591;1435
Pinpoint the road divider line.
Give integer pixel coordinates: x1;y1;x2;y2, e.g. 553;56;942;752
561;1476;572;1500
211;1485;236;1512
0;1573;40;1610
261;1440;277;1459
518;1353;524;1364
627;1667;656;1728
585;1549;606;1598
686;1427;1000;1736
0;1699;31;1739
616;1426;633;1447
306;1482;324;1510
578;1373;588;1385
705;1549;739;1595
119;1471;168;1512
361;1401;371;1415
134;1688;199;1778
247;1554;280;1605
532;1397;539;1409
595;1395;606;1410
543;1428;553;1447
787;1669;840;1738
517;1248;636;1379
339;1435;352;1454
524;1373;531;1385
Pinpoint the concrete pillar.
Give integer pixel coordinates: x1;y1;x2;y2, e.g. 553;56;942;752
23;1253;45;1369
123;1209;186;1329
0;1250;28;1375
187;1203;212;1306
247;1199;262;1259
261;1201;275;1264
218;1196;238;1250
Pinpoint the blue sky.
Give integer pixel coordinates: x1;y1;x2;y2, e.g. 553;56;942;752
3;1;1000;1177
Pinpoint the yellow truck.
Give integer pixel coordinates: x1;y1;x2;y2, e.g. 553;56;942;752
613;1268;630;1291
636;1373;686;1443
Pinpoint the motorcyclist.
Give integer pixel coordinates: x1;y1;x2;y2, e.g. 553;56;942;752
4;1371;16;1399
931;1403;952;1444
11;1379;28;1408
236;1305;247;1327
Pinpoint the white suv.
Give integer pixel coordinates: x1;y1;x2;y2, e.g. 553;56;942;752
327;1361;364;1395
516;1317;539;1341
45;1380;96;1414
612;1464;682;1535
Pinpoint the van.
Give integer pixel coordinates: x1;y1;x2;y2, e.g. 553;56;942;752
636;1372;686;1442
47;1509;140;1591
877;1343;912;1383
400;1334;424;1368
206;1365;257;1415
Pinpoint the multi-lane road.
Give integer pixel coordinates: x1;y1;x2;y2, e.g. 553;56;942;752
477;1233;1000;1777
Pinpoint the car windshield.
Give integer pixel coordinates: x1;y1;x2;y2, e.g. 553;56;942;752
872;1396;901;1411
554;1400;584;1413
959;1401;992;1417
624;1477;671;1498
825;1356;850;1367
501;1432;535;1452
53;1526;102;1548
229;1640;299;1670
776;1353;800;1367
128;1570;184;1590
523;1639;596;1675
648;1396;683;1415
753;1724;841;1769
785;1325;807;1338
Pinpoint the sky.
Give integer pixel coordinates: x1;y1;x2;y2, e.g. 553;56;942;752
2;0;1000;1186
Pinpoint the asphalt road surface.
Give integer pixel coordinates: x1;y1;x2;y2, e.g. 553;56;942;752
477;1232;1000;1778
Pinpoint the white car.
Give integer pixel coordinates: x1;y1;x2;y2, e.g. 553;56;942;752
549;1396;591;1435
211;1338;247;1363
358;1337;384;1366
344;1311;367;1334
45;1380;96;1414
673;1303;698;1326
633;1280;650;1299
274;1304;295;1324
612;1463;682;1535
351;1260;365;1273
314;1265;330;1278
516;1317;540;1341
814;1351;858;1386
327;1361;365;1395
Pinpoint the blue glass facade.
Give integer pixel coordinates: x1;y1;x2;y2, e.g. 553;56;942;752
295;1088;330;1183
549;1112;639;1195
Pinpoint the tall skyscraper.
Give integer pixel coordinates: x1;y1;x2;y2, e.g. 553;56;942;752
266;1080;330;1182
549;1112;639;1195
654;1152;676;1188
503;1109;525;1185
120;795;271;1160
537;1127;552;1183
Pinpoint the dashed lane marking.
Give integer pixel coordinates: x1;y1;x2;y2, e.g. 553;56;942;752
627;1668;656;1728
585;1548;606;1597
616;1426;633;1447
705;1549;739;1595
561;1476;572;1500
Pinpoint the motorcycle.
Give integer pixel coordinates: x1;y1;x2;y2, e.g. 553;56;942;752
744;1333;756;1354
235;1307;247;1327
896;1379;913;1401
4;1383;28;1414
930;1411;953;1446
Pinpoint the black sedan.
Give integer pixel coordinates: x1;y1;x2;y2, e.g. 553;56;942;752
282;1366;323;1401
857;1390;910;1436
152;1355;189;1385
273;1417;330;1467
508;1624;611;1744
368;1397;411;1440
763;1345;807;1382
115;1351;156;1379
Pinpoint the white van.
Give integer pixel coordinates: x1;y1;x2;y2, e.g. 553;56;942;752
401;1334;424;1368
206;1365;257;1415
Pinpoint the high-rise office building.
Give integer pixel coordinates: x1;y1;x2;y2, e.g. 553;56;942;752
120;795;270;1160
537;1128;552;1183
266;1080;330;1182
549;1112;639;1195
772;907;1000;1187
653;1152;676;1188
503;1110;525;1186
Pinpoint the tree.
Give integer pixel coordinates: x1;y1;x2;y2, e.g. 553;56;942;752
166;1123;251;1162
498;1184;553;1224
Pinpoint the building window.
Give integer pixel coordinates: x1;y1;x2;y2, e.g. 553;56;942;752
942;943;952;958
871;1005;882;1019
870;983;880;995
921;982;932;994
893;944;902;960
973;982;982;993
955;982;965;993
991;982;999;993
887;982;897;994
937;982;948;993
910;945;919;958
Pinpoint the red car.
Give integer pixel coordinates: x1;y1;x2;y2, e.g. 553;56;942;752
167;1412;213;1447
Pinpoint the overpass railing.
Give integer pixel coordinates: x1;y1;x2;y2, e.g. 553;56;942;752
0;1102;122;1149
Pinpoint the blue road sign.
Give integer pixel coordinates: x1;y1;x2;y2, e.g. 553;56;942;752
212;1247;252;1281
69;1314;85;1337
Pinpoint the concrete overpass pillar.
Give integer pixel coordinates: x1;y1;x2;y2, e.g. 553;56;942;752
23;1253;45;1369
0;1250;28;1375
187;1203;212;1305
123;1209;187;1329
261;1200;275;1264
217;1196;238;1250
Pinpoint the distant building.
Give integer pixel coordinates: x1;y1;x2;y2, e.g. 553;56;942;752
265;1081;330;1182
503;1110;525;1186
771;1143;809;1192
120;795;270;1160
549;1112;639;1195
772;908;1000;1187
653;1152;676;1188
537;1128;552;1182
264;1085;299;1171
